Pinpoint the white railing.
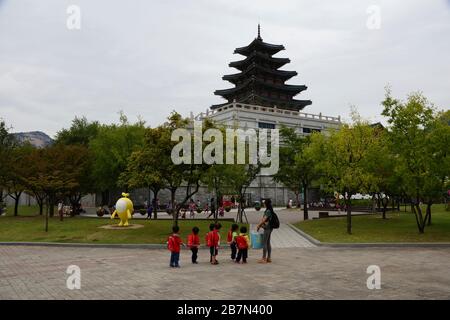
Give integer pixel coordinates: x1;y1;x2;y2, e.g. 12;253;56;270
193;102;341;123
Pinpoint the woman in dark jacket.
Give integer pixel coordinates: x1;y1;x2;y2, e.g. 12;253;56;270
256;199;274;263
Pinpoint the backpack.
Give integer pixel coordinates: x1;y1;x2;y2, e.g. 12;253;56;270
269;211;280;229
236;235;248;250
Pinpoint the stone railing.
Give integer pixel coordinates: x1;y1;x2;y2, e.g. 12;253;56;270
193;102;341;123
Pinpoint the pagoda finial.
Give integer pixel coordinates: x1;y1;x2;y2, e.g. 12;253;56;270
257;23;262;40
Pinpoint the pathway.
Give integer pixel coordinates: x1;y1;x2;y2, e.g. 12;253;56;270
1;245;449;299
250;223;315;248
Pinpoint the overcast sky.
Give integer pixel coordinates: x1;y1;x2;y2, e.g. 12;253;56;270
0;0;449;137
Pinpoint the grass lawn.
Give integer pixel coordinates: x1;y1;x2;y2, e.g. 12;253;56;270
5;205;45;217
0;206;245;244
295;204;450;243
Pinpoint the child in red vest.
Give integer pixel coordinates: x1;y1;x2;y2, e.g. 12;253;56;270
206;223;221;265
167;225;184;268
187;226;200;264
235;226;250;264
227;224;239;260
205;223;215;263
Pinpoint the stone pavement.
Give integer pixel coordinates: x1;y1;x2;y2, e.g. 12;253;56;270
1;245;449;300
250;224;315;248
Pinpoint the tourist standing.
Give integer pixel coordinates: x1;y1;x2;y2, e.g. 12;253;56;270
256;198;274;263
207;197;216;219
189;199;195;218
58;201;64;221
146;203;153;219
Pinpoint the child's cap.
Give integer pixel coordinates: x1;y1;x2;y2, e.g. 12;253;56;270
172;225;180;233
209;223;215;231
231;223;239;231
192;226;199;234
240;226;247;233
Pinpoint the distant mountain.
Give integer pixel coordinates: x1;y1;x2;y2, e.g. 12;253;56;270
13;131;53;148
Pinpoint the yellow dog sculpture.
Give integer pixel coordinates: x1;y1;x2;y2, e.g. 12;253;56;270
111;193;134;227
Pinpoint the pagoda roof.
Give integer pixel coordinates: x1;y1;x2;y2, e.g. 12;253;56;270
214;77;307;98
229;51;290;71
223;63;297;83
211;93;312;111
234;38;285;56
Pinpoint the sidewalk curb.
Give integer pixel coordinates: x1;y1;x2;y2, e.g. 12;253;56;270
0;242;227;250
286;223;321;246
287;224;450;248
317;242;450;248
0;242;167;249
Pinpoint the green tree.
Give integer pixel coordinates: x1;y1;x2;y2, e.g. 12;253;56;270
55;116;100;146
275;127;321;220
274;127;303;210
4;144;35;216
363;127;400;219
225;163;261;223
89;112;145;205
119;126;168;220
0;119;17;206
382;90;449;233
422;109;450;225
25;145;89;230
313;115;379;234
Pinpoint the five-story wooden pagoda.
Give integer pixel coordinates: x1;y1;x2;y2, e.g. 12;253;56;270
212;25;312;111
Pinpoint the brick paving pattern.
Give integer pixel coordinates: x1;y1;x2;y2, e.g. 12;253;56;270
1;245;449;300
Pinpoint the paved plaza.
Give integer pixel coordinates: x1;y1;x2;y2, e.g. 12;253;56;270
1;245;449;300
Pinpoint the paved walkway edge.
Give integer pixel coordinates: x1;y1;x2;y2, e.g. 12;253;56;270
3;238;450;249
0;242;167;249
287;224;450;248
287;223;321;246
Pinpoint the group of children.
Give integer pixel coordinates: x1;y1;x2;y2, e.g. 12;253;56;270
167;223;250;268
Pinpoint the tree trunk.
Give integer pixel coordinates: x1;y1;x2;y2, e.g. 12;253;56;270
425;201;432;226
214;193;219;223
171;189;177;227
381;197;388;220
153;189;159;220
302;184;309;220
45;199;49;232
49;196;55;217
412;202;425;234
371;194;377;212
14;192;22;216
38;201;43;215
346;197;352;235
237;200;242;223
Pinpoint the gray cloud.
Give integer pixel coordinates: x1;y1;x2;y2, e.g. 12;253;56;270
0;0;449;136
